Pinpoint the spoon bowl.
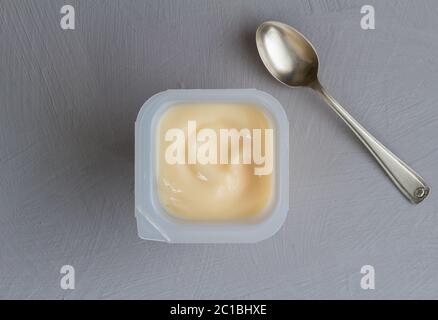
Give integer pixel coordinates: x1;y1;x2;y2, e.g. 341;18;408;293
256;21;319;87
255;21;430;203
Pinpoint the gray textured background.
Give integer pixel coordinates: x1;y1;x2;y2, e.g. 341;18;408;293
1;0;437;299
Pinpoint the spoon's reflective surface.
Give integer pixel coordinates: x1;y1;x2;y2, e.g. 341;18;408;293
256;21;430;203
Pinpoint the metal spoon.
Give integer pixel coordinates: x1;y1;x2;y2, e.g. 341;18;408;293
256;21;430;203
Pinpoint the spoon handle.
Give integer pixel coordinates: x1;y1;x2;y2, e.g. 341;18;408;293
312;82;430;204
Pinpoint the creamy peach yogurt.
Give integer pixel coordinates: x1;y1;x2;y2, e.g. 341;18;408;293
157;102;274;221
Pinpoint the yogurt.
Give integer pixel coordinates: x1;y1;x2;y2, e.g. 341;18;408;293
157;102;274;221
135;89;289;243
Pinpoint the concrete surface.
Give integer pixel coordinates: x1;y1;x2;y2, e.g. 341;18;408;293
0;0;437;299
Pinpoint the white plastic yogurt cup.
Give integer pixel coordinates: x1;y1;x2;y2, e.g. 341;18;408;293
135;89;289;243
